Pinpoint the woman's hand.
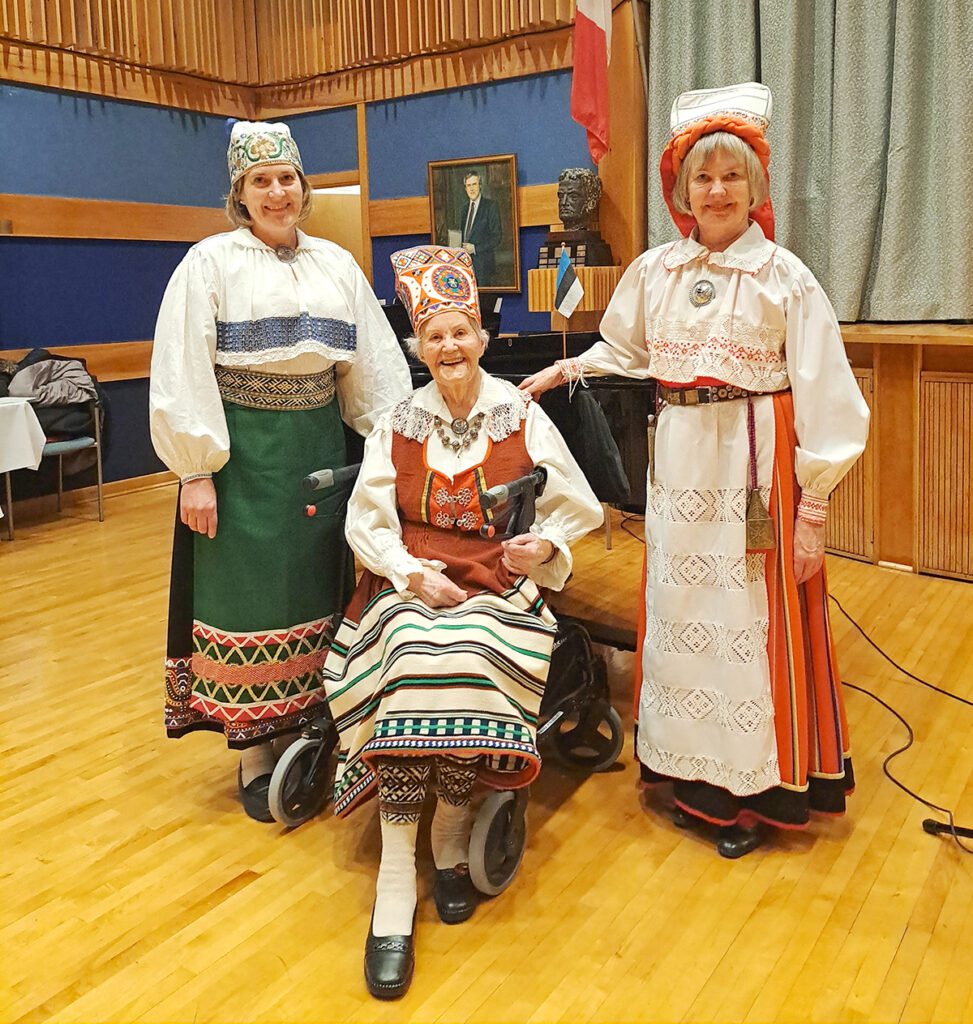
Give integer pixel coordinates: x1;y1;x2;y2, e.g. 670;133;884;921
407;568;468;608
501;534;555;576
793;519;825;585
519;364;564;398
180;478;218;539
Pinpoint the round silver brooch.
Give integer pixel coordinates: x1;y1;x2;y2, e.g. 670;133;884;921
451;418;469;435
274;244;298;264
689;280;716;308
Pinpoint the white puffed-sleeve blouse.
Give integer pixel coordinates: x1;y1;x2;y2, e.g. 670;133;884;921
346;371;604;594
572;221;869;505
149;227;412;481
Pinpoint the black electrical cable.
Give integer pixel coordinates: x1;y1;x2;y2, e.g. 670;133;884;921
620;511;646;544
829;595;973;855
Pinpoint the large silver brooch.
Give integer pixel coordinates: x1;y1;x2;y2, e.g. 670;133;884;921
274;244;298;264
689;280;716;308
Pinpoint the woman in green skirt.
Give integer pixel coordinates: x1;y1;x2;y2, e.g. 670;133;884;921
149;120;411;820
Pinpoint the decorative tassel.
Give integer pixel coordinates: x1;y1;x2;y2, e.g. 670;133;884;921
746;488;776;551
746;399;775;551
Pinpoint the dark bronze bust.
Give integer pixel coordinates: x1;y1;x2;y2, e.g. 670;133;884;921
538;168;613;268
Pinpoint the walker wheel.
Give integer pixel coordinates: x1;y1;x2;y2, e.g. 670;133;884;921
468;790;527;896
268;736;331;827
550;698;624;773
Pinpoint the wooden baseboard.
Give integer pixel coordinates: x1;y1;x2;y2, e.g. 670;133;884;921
10;470;176;519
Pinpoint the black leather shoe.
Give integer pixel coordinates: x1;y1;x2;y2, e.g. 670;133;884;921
364;913;415;1000
716;824;766;859
237;763;274;823
434;864;478;924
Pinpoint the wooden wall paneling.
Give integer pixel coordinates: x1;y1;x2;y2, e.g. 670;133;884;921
355;101;372;281
0;193;228;240
826;370;874;561
873;343;921;570
43;0;61;42
919;374;973;581
596;0;647;269
242;0;258;84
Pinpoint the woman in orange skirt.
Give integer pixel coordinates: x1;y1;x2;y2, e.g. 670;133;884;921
522;82;869;858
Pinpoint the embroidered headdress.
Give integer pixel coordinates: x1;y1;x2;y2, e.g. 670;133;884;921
390;245;481;334
660;82;774;241
227;120;303;185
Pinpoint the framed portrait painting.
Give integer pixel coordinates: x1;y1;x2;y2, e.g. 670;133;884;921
427;154;520;293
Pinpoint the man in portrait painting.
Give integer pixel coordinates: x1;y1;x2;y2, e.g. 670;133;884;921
458;171;502;287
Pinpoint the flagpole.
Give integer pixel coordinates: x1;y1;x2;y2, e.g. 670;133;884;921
562;318;568;362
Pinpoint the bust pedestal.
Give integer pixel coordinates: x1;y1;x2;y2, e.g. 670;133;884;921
537;228;614;270
527;265;624;332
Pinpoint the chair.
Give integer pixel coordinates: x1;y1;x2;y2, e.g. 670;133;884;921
44;397;105;523
2;397;104;539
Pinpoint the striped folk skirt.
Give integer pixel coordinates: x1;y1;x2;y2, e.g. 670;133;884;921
324;575;557;818
164;367;355;748
635;391;854;828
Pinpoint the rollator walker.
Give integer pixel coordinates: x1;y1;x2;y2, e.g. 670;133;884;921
267;461;624;896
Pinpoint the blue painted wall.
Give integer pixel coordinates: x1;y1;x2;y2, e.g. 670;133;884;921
0;83;359;206
0;83;229;206
367;71;591;199
0;238;190;347
286;106;358;175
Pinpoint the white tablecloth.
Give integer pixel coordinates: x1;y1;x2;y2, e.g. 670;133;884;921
0;396;46;474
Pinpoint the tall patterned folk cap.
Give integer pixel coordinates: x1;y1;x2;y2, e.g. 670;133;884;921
227;120;303;185
391;245;481;333
660;81;775;240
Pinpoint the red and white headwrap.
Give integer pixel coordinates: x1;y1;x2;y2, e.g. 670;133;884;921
659;82;775;241
391;245;481;334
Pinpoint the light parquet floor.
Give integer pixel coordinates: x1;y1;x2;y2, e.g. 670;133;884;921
1;487;971;1024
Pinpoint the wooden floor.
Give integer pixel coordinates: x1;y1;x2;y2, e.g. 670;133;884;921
2;487;972;1024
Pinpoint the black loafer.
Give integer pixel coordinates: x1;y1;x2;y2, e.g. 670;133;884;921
237;763;274;823
716;824;766;859
364;913;415;1000
434;864;478;924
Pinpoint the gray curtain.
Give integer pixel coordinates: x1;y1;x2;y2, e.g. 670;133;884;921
643;0;973;321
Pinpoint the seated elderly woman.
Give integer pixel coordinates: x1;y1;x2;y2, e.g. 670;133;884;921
323;246;603;1000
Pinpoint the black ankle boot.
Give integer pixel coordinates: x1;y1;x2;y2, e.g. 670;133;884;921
716;823;766;859
434;863;478;923
364;911;415;1000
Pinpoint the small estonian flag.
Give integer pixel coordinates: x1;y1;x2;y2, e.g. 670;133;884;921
554;246;584;319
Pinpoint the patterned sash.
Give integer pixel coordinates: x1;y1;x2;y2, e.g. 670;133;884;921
215;365;336;411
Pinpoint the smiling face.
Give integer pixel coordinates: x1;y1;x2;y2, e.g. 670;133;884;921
687;147;752;250
464;174;481;201
239;162;304;245
419;311;485;392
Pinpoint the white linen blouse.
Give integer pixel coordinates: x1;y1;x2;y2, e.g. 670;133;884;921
572;222;869;503
346;371;604;594
149;227;412;481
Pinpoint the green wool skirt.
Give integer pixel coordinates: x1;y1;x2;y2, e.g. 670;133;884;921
164;367;355;748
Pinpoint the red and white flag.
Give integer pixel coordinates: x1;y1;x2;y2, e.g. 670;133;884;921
571;0;612;164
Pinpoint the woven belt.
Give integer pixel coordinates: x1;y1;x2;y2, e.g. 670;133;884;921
657;383;782;407
215;365;336;411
